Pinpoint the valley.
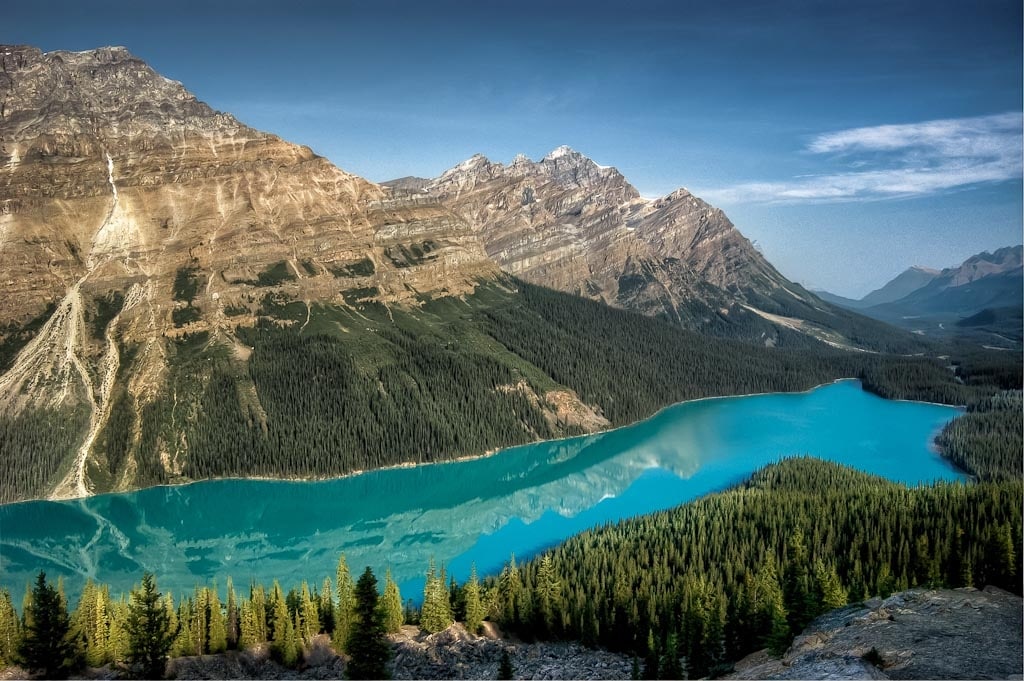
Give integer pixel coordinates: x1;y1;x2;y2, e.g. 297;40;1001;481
0;32;1020;681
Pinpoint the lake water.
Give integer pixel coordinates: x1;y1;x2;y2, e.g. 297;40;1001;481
0;380;963;602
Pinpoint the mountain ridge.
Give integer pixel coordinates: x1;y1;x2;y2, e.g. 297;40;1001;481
0;45;930;502
386;147;919;353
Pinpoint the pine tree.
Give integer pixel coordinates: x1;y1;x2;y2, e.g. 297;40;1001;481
0;588;21;666
72;578;111;667
783;527;814;633
320;577;336;634
225;577;239;649
207;586;227;654
379;569;403;634
17;571;80;679
641;629;659;679
299;581;320;644
345;567;390;680
463;565;484;635
498;555;522;626
334;555;356;652
108;595;130;664
270;584;299;667
814;560;848;611
239;599;258;648
420;559;452;634
534;554;560;634
660;631;683;680
125;573;178;680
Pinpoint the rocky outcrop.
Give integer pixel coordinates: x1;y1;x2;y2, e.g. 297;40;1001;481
0;45;495;331
730;586;1024;680
390;623;632;680
394;146;812;332
163;625;634;680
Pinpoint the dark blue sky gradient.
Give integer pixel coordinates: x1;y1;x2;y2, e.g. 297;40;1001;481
9;0;1023;295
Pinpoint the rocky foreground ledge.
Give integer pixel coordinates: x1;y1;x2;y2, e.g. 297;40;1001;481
163;623;632;680
730;586;1023;680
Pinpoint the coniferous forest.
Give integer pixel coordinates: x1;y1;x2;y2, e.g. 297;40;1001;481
4;276;1018;502
0;457;1019;679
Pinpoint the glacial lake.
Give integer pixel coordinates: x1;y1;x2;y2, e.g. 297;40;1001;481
0;380;963;602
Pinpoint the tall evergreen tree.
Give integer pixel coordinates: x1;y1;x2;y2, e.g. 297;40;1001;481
379;570;404;634
420;559;452;634
225;577;239;650
207;586;228;654
270;584;299;667
498;555;522;626
463;565;485;635
335;555;356;652
320;577;336;635
299;581;320;644
345;567;390;680
125;573;178;680
0;588;21;667
17;571;80;679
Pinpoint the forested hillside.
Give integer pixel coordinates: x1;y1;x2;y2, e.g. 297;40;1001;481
506;458;1021;678
2;276;1018;502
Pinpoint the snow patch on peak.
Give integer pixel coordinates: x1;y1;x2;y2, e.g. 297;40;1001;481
511;153;531;166
544;145;577;161
456;154;489;170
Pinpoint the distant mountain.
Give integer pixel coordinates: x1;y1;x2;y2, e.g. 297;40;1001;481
860;266;941;307
816;266;939;309
387;147;921;352
868;246;1022;321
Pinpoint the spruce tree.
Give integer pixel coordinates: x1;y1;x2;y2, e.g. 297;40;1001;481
0;588;21;666
379;569;404;634
225;577;239;649
345;567;390;680
270;585;299;667
463;565;485;635
125;572;177;680
420;559;452;634
299;581;320;644
320;577;336;634
535;554;559;634
17;571;80;679
108;595;129;665
334;555;356;652
498;555;522;626
207;586;227;654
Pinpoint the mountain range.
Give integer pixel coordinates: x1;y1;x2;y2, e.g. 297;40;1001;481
817;246;1023;345
0;45;947;502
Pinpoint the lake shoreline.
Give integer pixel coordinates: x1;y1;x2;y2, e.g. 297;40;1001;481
12;376;963;507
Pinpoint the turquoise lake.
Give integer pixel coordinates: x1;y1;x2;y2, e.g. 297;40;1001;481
0;380;963;602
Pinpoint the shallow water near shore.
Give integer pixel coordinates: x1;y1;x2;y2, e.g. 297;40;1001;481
0;380;963;601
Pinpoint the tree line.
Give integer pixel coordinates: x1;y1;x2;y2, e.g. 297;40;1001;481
3;457;1019;679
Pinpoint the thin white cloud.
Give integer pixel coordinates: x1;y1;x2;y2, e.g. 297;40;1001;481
701;112;1023;204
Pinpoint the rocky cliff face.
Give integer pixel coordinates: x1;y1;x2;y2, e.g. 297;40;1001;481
730;587;1023;680
0;45;497;498
393;146;813;332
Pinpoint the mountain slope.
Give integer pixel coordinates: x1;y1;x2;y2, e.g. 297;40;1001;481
0;45;938;503
0;44;500;500
389;148;923;352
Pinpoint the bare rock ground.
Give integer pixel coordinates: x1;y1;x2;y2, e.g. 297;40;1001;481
730;586;1023;680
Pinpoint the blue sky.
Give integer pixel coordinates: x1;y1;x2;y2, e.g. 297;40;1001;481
10;0;1023;296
